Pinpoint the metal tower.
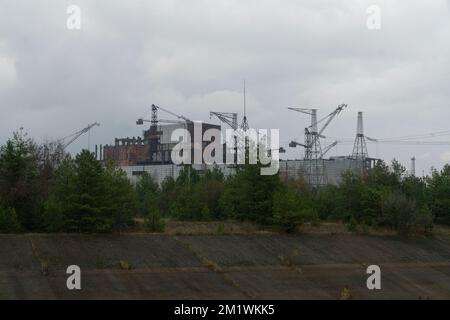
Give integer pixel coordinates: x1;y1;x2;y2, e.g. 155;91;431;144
411;157;416;176
352;112;368;160
240;80;249;132
289;104;347;186
301;109;324;186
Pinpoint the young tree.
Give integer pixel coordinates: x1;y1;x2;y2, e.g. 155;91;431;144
272;188;304;232
201;167;225;219
159;176;176;217
380;192;417;234
167;165;206;220
0;129;40;230
41;157;76;232
65;150;110;232
135;172;159;216
427;165;450;225
103;162;137;232
220;164;282;224
0;207;21;233
144;205;165;232
338;171;381;224
415;204;434;235
44;153;137;233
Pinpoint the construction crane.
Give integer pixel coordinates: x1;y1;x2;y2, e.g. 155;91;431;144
41;122;100;167
137;118;186;125
137;104;192;125
153;104;191;123
210;112;238;130
288;104;347;160
289;140;307;148
321;140;338;158
209;111;239;163
316;104;347;137
136;104;192;163
61;122;100;150
288;104;347;186
210;111;285;162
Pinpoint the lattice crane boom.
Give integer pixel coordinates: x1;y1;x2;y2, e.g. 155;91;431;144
62;122;100;149
152;104;192;123
317;104;347;137
210;112;238;130
321;141;338;158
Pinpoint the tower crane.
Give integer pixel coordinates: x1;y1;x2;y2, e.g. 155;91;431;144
137;104;192;126
61;122;100;150
209;112;238;130
320;140;338;158
136;104;192;163
288;104;347;160
209;111;239;163
41;122;100;167
137;118;186;125
153;104;192;123
288;103;347;186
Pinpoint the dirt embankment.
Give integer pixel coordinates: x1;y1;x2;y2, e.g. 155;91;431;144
1;232;450;299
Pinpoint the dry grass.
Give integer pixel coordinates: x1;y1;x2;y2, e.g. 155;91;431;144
131;218;450;238
431;224;450;238
119;260;132;270
163;220;273;236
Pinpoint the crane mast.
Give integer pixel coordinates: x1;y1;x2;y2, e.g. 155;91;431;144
136;104;192;163
288;104;347;186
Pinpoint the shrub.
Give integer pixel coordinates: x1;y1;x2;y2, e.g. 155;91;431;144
40;197;66;232
274;210;303;233
360;221;370;234
216;223;224;234
201;205;210;220
0;207;21;233
347;217;358;232
426;165;450;225
119;260;132;270
272;189;305;232
380;193;417;234
220;164;281;224
301;208;320;226
144;206;165;232
415;205;434;236
0;130;40;231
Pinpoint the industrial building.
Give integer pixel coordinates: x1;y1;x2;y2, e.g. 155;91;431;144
99;122;221;166
97;104;222;166
93;103;379;187
120;158;367;186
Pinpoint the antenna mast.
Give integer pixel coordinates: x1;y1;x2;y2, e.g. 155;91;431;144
240;80;249;131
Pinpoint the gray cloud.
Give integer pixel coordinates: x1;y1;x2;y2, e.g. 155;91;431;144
0;0;449;174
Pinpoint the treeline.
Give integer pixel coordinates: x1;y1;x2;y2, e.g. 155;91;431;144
142;160;448;235
0;130;136;233
0;130;449;235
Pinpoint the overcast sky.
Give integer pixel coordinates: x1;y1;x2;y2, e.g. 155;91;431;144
1;0;449;175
